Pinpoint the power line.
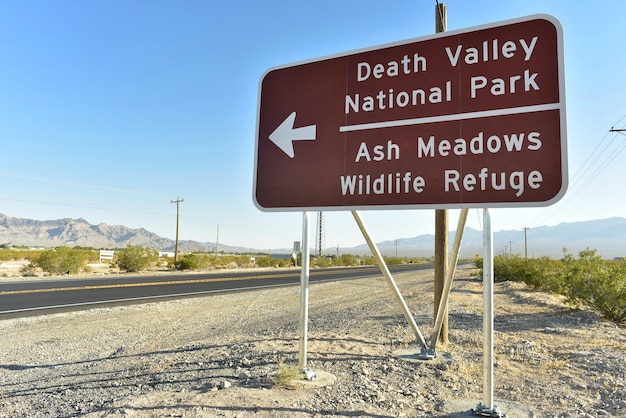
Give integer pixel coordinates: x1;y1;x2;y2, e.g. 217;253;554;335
528;115;626;227
0;172;170;200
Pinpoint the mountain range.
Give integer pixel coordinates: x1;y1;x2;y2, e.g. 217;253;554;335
365;217;626;259
1;213;625;259
0;214;252;254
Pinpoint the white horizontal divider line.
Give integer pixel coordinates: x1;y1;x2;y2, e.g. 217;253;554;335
339;103;561;133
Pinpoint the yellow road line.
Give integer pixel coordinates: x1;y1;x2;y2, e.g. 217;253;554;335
0;267;360;296
0;273;288;296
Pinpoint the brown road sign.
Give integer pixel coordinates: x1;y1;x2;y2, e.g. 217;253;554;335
254;15;566;211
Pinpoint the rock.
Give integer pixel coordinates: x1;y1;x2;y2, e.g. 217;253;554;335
3;265;626;417
304;368;317;381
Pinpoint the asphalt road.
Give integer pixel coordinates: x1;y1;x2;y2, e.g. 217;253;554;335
0;263;434;318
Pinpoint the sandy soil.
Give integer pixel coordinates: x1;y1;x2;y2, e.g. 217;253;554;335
1;265;625;417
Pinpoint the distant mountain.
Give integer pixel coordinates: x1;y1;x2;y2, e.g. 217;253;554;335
348;217;626;259
0;214;257;254
2;214;625;259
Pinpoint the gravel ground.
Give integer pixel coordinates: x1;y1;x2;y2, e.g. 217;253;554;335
1;265;625;417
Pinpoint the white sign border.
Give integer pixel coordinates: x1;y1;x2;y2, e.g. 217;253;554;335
253;14;567;212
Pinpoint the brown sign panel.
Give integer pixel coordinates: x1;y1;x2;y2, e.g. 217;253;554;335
254;15;566;211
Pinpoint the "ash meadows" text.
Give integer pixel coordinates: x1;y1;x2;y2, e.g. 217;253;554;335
339;129;545;198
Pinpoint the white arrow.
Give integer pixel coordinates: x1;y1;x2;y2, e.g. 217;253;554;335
269;111;316;158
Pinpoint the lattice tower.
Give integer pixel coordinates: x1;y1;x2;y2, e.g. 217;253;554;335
315;211;325;257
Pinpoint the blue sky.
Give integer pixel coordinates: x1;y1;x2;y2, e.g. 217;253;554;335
1;1;625;250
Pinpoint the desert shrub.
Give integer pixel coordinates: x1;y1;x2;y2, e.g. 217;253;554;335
560;249;626;324
254;256;292;268
173;253;263;270
22;250;45;262
384;257;403;265
172;252;212;270
19;263;38;277
492;255;562;291
271;361;304;389
0;248;42;263
0;249;13;262
474;257;483;269
85;249;101;263
174;255;197;271
211;254;255;269
336;253;359;266
483;250;626;325
312;257;333;268
361;257;377;266
169;251;243;270
115;245;158;272
68;247;100;263
254;256;272;268
218;255;246;267
33;246;89;275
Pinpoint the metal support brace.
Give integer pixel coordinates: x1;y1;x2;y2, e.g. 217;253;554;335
351;210;428;349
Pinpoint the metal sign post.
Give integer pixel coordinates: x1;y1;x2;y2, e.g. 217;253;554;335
298;212;311;371
473;208;505;417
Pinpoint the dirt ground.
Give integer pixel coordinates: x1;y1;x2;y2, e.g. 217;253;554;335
1;264;625;417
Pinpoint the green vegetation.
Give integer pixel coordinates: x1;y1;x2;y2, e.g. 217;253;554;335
311;255;420;268
1;245;427;281
31;247;92;275
1;247;425;272
561;249;626;325
271;361;304;389
477;249;626;325
173;256;198;271
1;247;100;264
254;256;293;268
115;245;159;272
0;248;49;263
172;253;260;270
169;252;423;270
335;253;359;266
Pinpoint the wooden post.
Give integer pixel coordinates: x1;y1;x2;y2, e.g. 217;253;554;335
433;2;448;346
434;209;448;345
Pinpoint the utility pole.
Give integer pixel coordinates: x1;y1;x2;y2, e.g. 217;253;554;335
433;1;449;345
523;227;529;258
215;224;220;255
171;197;184;263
